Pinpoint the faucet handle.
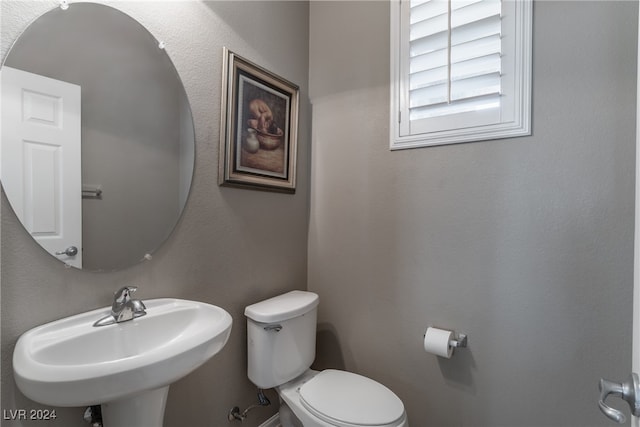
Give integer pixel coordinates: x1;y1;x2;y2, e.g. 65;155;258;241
113;285;138;302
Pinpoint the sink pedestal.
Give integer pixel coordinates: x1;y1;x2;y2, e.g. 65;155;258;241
102;386;169;427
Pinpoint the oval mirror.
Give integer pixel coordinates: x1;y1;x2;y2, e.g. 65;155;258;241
1;3;195;271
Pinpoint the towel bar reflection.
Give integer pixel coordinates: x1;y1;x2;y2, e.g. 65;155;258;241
82;185;103;198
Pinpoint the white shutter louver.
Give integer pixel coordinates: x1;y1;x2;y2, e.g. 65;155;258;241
408;0;502;120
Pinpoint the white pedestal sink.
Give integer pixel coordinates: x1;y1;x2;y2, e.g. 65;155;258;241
13;298;233;427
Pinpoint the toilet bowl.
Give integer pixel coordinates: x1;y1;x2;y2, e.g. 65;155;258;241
245;291;409;427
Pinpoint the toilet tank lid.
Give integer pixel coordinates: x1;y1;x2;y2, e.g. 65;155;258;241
245;290;319;323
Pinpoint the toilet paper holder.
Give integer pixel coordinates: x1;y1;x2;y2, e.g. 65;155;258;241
422;330;468;348
423;327;467;358
449;333;467;349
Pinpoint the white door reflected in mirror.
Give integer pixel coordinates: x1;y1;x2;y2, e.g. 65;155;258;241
1;66;82;268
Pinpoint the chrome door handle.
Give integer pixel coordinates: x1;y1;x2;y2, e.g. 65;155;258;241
598;373;640;423
55;246;78;257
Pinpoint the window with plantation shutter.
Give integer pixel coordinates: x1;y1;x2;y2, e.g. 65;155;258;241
390;0;532;149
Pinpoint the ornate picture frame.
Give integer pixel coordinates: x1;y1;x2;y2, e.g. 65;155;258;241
219;48;299;193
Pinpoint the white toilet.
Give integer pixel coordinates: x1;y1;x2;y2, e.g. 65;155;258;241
245;290;409;427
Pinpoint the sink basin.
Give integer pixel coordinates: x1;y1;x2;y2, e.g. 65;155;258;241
13;298;232;425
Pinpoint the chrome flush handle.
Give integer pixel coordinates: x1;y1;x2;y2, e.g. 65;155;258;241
598;373;640;423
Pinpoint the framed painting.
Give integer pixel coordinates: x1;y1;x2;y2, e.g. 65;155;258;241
219;47;299;193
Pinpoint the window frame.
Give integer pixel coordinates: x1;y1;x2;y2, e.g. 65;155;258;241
390;0;533;150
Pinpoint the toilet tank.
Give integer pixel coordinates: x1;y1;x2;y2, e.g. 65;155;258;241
245;290;319;389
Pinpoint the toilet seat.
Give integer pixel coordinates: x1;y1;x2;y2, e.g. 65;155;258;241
298;369;405;427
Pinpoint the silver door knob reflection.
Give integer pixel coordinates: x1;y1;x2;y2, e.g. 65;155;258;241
598;373;640;423
55;246;78;257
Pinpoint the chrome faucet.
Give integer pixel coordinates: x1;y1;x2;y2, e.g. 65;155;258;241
93;286;147;327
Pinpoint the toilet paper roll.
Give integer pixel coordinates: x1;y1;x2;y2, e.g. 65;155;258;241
423;327;454;358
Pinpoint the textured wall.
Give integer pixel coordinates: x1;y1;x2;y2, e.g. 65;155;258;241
1;1;310;426
308;1;637;426
4;2;638;427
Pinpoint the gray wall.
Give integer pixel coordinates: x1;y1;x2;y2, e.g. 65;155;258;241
2;1;638;427
308;1;637;427
1;1;310;426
